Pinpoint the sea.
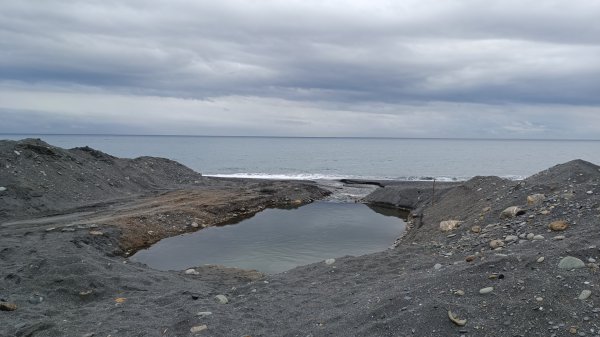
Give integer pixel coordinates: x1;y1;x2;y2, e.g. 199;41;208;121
2;134;600;181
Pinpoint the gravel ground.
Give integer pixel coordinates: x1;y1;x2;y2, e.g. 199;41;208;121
1;139;600;337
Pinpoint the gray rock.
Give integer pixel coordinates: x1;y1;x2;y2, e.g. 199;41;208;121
0;186;6;192
489;239;504;249
325;258;336;265
533;235;545;240
527;194;545;205
501;206;525;218
505;235;518;242
196;311;212;317
215;294;228;304
527;233;535;240
558;256;586;270
579;290;592;300
28;294;44;304
479;287;494;294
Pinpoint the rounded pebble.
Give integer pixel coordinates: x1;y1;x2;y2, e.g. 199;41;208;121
215;294;228;304
579;290;592;300
479;287;494;294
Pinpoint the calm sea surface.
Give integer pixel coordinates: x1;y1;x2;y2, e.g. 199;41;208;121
2;134;600;180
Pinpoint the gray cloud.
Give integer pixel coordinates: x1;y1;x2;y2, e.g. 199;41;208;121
1;0;599;137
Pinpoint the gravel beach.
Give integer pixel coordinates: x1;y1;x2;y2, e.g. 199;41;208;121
2;139;600;337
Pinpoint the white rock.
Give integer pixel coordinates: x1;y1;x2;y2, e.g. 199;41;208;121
587;191;594;195
537;257;545;263
501;206;524;218
579;290;592;300
533;235;545;240
440;220;461;232
325;258;336;265
0;186;6;192
185;268;200;275
479;287;494;294
589;258;597;263
434;263;442;270
527;233;535;240
191;222;199;228
190;325;207;333
215;294;228;304
505;235;518;242
196;311;212;317
14;150;20;156
553;235;566;240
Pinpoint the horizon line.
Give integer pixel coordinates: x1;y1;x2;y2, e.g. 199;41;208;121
1;132;599;142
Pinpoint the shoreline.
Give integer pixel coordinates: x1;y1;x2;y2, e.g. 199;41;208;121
2;140;600;336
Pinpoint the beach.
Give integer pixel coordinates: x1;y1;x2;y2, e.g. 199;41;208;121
2;139;600;336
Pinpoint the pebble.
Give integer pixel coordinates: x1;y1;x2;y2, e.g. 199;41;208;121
0;187;6;192
527;194;545;205
0;302;17;311
553;235;566;240
588;258;597;263
558;256;586;270
549;220;568;231
325;258;336;265
196;311;212;317
527;233;535;240
578;290;592;300
28;294;44;304
215;294;228;304
587;191;594;195
448;310;467;326
185;268;200;275
440;220;461;232
190;325;208;333
434;263;442;270
533;235;545;240
505;235;518;242
537;257;545;263
479;287;494;294
501;206;525;218
489;239;504;249
454;290;465;296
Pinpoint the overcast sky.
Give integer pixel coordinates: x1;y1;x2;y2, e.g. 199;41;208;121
1;0;599;138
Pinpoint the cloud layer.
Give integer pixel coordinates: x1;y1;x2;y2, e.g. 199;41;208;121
1;0;599;137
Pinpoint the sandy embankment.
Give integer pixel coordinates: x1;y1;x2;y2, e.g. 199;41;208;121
2;139;600;337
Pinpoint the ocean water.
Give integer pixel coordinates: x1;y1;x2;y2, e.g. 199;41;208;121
2;134;600;180
131;202;406;274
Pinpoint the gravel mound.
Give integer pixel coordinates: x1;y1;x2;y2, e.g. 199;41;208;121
0;138;204;220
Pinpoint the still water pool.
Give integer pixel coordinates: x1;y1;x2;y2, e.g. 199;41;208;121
131;202;406;274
